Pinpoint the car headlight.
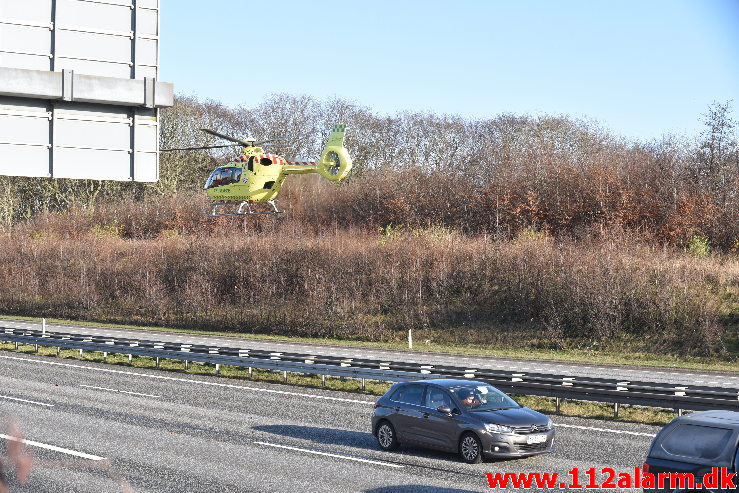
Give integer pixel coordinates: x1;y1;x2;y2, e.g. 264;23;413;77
546;418;554;430
485;423;513;434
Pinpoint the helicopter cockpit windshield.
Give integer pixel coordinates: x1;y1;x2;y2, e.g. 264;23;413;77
205;166;242;189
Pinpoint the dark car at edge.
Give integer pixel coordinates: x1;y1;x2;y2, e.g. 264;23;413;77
371;378;554;463
642;410;739;492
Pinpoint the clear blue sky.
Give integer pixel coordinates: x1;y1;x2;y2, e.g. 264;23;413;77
160;0;739;142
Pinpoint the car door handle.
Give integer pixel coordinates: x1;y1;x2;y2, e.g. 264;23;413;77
423;412;430;418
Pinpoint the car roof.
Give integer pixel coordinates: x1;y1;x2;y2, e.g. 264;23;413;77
402;379;488;388
673;410;739;428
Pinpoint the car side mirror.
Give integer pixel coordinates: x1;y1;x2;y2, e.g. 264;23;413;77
437;406;452;415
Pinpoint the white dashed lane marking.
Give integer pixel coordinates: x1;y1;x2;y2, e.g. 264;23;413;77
255;441;404;468
79;384;161;399
0;434;106;460
555;423;656;438
0;394;54;407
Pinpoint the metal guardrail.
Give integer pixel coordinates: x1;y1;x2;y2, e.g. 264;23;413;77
1;327;737;415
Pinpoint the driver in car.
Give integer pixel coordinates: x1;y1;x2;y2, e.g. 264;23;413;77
458;389;485;409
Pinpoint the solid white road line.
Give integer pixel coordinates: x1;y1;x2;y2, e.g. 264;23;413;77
0;394;54;407
0;434;106;461
0;354;373;405
79;384;160;399
0;354;663;439
254;441;404;468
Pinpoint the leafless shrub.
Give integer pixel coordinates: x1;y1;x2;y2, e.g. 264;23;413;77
1;216;735;355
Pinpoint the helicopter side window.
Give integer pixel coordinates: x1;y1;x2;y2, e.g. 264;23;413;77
204;169;220;189
224;168;240;185
205;167;242;189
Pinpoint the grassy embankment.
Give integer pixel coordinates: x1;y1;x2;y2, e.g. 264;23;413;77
1;313;737;372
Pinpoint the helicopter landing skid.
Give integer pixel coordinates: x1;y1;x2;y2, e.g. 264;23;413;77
204;200;284;217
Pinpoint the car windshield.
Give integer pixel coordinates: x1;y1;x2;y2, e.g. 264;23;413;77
450;384;521;411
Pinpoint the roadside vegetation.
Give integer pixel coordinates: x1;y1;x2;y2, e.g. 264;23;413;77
0;95;736;361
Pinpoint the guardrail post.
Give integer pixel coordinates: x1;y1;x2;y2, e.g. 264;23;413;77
103;351;108;362
79;349;83;358
283;371;288;383
248;367;252;378
14;342;18;349
322;374;326;388
155;357;160;368
555;397;561;413
678;408;684;416
361;378;366;390
34;344;38;353
56;346;60;357
215;364;220;375
614;402;620;419
184;360;189;370
128;354;132;364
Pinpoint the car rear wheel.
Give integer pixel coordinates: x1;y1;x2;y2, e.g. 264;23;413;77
459;432;483;464
376;421;399;451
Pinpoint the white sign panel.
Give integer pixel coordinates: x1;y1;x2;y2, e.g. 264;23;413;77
0;0;168;182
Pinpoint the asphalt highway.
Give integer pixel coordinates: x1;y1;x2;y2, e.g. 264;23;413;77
0;349;661;492
2;319;738;388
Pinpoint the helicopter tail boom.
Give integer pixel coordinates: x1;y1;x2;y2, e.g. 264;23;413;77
280;124;352;180
281;160;318;174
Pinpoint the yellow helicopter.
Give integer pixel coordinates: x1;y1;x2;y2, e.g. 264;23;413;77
164;124;352;216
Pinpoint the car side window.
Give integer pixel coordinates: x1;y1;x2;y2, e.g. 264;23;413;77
660;425;733;460
425;387;453;410
734;444;739;473
388;386;403;402
392;384;425;406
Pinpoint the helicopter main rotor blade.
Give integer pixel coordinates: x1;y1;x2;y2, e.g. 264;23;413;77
160;144;241;152
201;128;255;146
254;133;312;146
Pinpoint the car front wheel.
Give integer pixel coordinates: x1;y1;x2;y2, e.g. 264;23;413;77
459;432;483;464
376;421;399;451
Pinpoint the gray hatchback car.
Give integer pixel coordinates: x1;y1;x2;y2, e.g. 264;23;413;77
372;379;554;463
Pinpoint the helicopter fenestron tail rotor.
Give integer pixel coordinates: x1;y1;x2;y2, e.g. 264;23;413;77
316;123;352;181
